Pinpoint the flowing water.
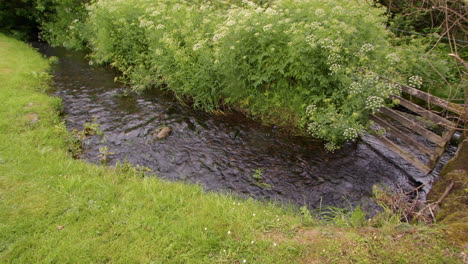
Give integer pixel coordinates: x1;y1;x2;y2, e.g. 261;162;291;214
36;44;456;213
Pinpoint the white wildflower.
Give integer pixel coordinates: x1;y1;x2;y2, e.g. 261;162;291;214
357;43;375;56
329;64;341;74
263;24;273;31
325;142;339;152
226;20;236;27
139;19;154;28
305;34;317;46
331;6;344;15
319;38;334;50
327;53;341;64
408;76;423;89
306;22;322;30
385;53;400;65
348;82;362;94
212;33;225;42
265;7;278;16
366;96;385;112
343;128;358;140
242;0;256;7
306;104;317;116
387;82;401;94
315;9;325;17
156;24;165;30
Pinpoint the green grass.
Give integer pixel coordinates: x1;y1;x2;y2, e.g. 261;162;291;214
0;34;464;263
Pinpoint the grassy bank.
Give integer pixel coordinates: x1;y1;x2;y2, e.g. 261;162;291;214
0;34;464;263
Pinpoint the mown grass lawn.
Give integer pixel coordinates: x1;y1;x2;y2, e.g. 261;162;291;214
0;34;463;263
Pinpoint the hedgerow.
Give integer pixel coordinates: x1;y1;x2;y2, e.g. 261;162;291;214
41;0;454;150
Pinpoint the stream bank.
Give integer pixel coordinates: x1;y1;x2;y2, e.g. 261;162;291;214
36;43;456;214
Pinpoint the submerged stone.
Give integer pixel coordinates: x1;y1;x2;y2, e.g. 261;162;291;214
156;127;172;140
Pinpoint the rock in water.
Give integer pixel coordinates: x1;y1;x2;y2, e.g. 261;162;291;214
156;127;172;139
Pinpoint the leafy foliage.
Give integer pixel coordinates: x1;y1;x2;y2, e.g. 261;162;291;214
39;0;457;149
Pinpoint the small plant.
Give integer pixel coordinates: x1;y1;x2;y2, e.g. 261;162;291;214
252;168;263;180
98;146;114;165
300;205;315;225
319;206;366;228
251;168;272;189
83;118;103;137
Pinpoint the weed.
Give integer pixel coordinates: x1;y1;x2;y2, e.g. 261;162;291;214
252;168;263;180
83;117;103;136
98;146;114;165
251;168;272;189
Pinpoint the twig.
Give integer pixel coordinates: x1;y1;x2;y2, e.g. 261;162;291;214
414;180;455;222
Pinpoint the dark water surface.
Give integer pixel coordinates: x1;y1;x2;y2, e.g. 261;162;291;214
36;44;455;213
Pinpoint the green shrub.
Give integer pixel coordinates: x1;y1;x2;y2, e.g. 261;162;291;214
41;0;458;149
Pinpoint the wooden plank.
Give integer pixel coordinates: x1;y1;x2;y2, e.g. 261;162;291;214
428;128;457;168
370;115;433;158
390;95;454;128
378;107;445;147
374;135;432;175
399;84;466;117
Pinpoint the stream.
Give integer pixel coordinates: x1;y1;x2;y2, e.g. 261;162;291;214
36;43;456;214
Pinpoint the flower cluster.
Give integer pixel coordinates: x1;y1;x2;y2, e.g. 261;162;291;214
365;96;385;112
329;63;341;74
348;82;363;94
408;75;423;89
357;43;375;56
343;127;358;140
307;122;322;137
305;104;317;116
385;53;401;65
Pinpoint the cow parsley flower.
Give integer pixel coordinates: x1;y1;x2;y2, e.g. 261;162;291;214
357;43;375;56
348;82;362;94
263;24;273;31
329;64;341;74
226;20;236;27
315;9;325;17
408;76;423;89
212;33;225;42
366;96;384;112
343;128;358;140
265;7;278;16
